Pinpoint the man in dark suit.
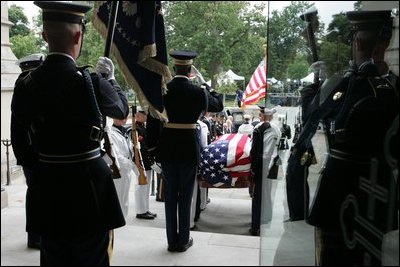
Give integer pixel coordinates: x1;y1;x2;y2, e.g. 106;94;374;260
11;1;128;265
158;50;223;252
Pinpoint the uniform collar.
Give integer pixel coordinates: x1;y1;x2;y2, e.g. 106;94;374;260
358;58;374;71
174;75;190;80
112;124;127;135
47;52;75;63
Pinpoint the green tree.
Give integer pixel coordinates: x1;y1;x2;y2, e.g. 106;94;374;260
320;11;352;77
77;22;104;67
77;20;129;90
10;34;38;59
286;53;309;80
325;12;351;45
164;1;267;92
320;39;351;77
9;2;127;89
32;10;47;53
9;4;30;37
267;1;316;81
9;5;42;59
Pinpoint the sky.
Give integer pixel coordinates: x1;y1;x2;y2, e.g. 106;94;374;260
9;1;356;30
258;1;356;30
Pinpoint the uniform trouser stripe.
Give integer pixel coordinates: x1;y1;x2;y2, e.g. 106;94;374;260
157;175;164;200
107;230;114;265
315;227;323;266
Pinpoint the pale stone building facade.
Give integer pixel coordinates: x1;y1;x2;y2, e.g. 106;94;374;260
1;1;21;208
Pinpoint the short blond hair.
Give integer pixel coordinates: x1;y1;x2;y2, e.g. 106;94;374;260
43;21;81;48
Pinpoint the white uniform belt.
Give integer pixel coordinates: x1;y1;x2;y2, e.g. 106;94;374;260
38;148;101;163
164;123;196;129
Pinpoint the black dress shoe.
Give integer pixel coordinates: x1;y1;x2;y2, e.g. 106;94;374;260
167;244;177;252
176;237;193;252
249;228;260;236
27;242;41;249
136;213;155;220
146;211;157;217
190;225;196;230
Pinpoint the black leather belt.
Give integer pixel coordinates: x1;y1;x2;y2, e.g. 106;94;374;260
329;149;370;164
39;148;101;163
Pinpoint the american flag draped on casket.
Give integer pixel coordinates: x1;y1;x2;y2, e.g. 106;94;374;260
199;134;252;187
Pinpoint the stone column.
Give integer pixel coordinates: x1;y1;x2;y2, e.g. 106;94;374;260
1;1;21;208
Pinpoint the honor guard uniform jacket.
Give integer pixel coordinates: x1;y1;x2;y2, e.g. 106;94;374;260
11;54;44;169
11;1;129;237
303;13;399;265
158;51;223;163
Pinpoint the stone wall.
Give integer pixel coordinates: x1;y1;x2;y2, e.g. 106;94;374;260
1;1;21;208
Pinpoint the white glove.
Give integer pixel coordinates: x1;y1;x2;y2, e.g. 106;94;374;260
150;162;162;174
309;61;326;81
96;56;115;80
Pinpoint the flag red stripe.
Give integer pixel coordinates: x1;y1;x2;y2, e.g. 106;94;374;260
234;134;248;163
243;88;266;105
242;60;267;106
256;67;266;83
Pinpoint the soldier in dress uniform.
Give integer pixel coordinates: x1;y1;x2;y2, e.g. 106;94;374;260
12;53;44;250
296;10;398;265
106;116;135;219
238;114;254;137
11;1;128;265
134;107;157;220
190;118;208;230
15;53;45;73
250;108;281;235
158;50;223;252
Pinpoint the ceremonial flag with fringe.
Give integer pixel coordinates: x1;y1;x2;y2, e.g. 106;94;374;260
93;1;171;120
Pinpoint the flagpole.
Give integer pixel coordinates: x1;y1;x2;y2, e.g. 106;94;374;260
104;1;119;57
263;44;267;107
264;1;270;108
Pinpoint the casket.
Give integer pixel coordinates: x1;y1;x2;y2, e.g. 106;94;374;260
198;174;252;188
199;133;252;188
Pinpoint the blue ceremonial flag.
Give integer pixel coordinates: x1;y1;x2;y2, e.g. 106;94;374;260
199;134;252;187
93;1;171;120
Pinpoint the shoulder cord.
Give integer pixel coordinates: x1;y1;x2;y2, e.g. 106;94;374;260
82;69;103;128
296;74;356;150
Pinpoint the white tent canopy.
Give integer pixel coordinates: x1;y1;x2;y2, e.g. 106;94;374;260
206;69;245;86
225;69;244;81
267;77;278;84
